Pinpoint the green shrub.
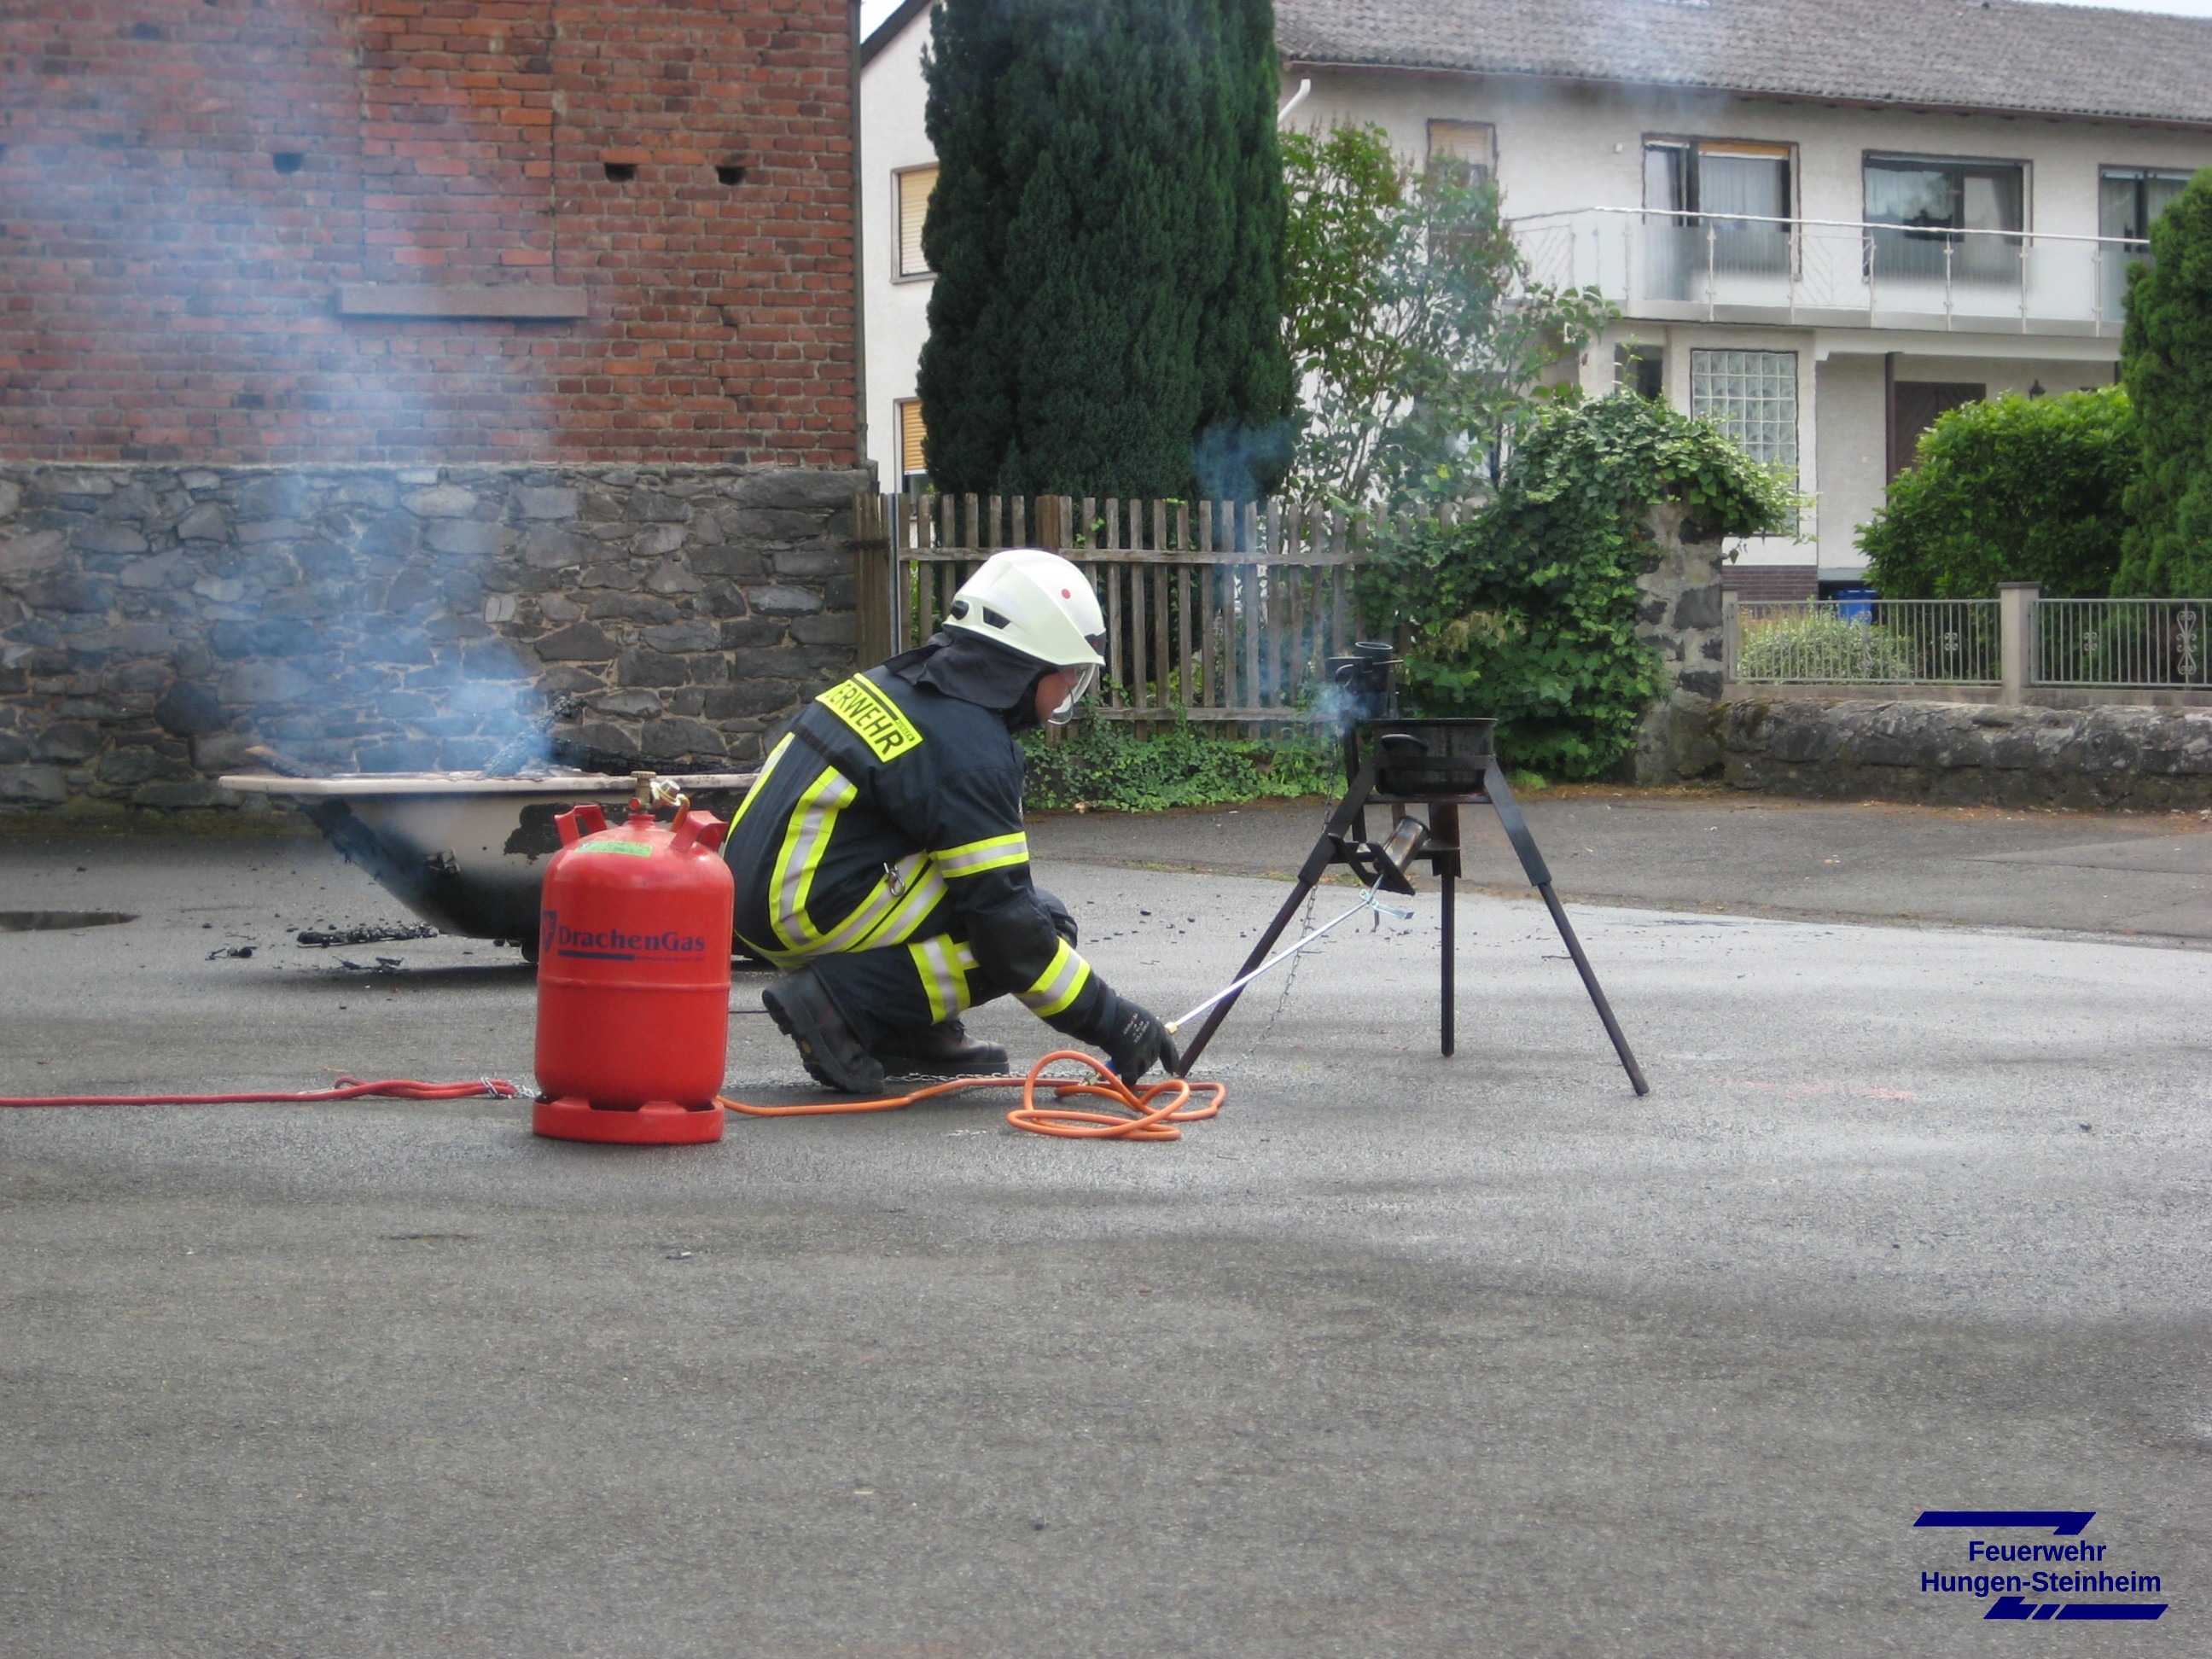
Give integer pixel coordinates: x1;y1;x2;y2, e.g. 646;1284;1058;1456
1357;393;1796;778
1734;611;1918;681
1859;387;2135;598
2117;167;2212;597
1019;709;1338;812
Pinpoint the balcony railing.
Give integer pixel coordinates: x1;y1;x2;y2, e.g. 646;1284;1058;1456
1512;208;2148;336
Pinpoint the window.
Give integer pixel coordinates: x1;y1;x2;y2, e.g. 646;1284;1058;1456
895;399;928;490
1615;345;1665;402
1889;381;1982;480
1691;349;1796;478
2100;167;2191;245
895;166;938;279
1643;137;1793;294
1427;120;1494;187
2098;167;2189;315
1864;154;2024;282
1644;138;1792;223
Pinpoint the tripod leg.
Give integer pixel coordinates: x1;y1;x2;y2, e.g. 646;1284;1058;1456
1536;883;1649;1097
1483;764;1650;1097
1175;758;1380;1074
1175;871;1318;1074
1441;870;1456;1057
1432;800;1461;1058
1478;762;1551;886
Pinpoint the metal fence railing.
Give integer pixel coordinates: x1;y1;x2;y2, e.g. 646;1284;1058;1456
1727;598;2000;685
2035;597;2210;688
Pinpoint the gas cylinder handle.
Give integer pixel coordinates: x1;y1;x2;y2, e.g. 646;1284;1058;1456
556;802;608;847
671;809;729;852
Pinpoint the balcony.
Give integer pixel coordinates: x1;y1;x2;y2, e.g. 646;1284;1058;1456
1511;208;2147;338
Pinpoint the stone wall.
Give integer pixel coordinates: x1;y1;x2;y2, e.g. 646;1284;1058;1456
0;462;869;812
1720;696;2212;811
1628;503;1728;784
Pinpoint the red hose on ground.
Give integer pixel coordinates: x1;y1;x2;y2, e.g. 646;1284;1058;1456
720;1048;1225;1141
0;1076;523;1109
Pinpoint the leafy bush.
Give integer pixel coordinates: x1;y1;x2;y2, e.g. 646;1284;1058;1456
1734;611;1918;681
2118;166;2212;597
1357;393;1796;777
1019;709;1338;812
1859;387;2136;598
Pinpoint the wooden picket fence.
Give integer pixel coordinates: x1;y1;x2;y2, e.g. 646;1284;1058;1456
851;492;1481;724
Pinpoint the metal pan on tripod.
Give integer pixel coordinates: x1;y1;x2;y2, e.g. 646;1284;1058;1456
1359;718;1498;799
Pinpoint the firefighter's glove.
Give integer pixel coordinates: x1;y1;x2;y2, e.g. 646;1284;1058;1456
1097;996;1178;1083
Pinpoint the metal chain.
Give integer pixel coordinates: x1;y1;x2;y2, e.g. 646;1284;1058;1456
1210;888;1320;1076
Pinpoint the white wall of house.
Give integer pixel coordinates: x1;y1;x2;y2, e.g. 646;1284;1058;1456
859;15;935;491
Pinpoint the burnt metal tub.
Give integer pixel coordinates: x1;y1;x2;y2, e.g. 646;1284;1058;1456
219;771;755;948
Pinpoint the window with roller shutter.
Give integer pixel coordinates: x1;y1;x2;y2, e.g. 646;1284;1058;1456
895;166;938;280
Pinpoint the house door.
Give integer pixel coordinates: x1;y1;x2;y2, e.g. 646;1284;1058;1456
1888;381;1982;479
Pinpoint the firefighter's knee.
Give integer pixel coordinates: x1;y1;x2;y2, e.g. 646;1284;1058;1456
965;899;1061;987
1033;888;1078;948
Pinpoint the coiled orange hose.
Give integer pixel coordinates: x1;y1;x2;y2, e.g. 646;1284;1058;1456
719;1049;1224;1141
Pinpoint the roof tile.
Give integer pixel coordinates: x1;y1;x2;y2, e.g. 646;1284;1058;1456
1276;0;2212;128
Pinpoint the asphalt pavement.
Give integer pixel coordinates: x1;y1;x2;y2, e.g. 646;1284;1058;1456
1029;786;2212;943
2;795;2207;1656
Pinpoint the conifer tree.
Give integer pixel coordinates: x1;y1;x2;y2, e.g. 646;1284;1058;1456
916;0;1294;501
2116;168;2212;596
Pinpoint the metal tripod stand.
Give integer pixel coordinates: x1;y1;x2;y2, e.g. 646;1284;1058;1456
1173;745;1650;1095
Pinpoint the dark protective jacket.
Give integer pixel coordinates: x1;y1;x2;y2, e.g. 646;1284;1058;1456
723;634;1114;1034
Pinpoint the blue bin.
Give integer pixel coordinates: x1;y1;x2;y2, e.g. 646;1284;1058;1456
1832;585;1877;624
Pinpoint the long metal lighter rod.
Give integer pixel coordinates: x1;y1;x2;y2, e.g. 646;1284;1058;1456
1165;884;1411;1034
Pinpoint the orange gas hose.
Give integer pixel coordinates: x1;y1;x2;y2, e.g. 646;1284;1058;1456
719;1049;1225;1141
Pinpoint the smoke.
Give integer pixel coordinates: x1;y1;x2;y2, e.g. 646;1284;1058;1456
1305;679;1362;738
0;20;591;780
1193;420;1298;504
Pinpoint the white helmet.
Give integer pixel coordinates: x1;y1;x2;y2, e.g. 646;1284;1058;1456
945;549;1106;723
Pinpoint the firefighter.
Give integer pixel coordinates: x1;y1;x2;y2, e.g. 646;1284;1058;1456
726;547;1178;1094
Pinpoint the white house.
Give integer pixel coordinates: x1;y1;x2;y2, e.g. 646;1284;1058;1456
860;0;2212;597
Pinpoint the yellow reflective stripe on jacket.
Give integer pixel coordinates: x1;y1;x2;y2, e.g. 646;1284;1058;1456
763;842;952;964
806;852;941;958
726;733;794;833
909;936;979;1024
851;862;949;952
768;765;858;952
1016;937;1091;1018
934;831;1028;880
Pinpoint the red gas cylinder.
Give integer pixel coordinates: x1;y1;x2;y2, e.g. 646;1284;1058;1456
533;782;734;1144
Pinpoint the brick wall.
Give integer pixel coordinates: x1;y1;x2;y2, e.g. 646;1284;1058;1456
0;0;859;466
